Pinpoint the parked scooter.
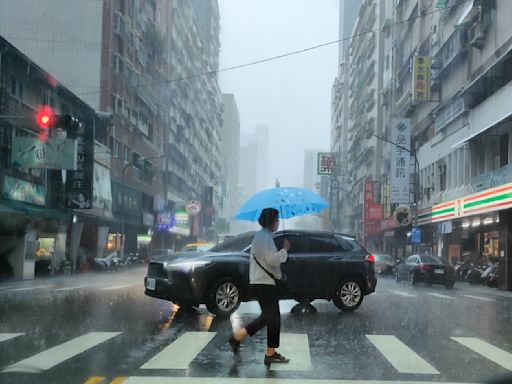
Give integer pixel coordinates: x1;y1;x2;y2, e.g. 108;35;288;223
93;251;122;271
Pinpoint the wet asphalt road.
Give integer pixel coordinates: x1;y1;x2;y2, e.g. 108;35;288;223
1;267;512;384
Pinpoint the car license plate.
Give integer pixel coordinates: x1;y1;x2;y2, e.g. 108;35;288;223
434;269;444;274
146;278;156;290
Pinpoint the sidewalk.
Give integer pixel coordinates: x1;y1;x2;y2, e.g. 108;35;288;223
456;281;512;299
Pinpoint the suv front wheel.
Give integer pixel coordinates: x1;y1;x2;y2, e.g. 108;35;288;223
206;278;241;317
333;278;364;311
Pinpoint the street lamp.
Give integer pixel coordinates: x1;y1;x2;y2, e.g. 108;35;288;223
373;133;420;251
120;154;167;260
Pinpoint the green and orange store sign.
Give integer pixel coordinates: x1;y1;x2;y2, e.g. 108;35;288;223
418;182;512;225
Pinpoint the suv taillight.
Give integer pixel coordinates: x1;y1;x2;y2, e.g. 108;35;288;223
366;254;375;263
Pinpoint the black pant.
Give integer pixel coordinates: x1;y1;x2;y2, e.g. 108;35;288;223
245;284;281;348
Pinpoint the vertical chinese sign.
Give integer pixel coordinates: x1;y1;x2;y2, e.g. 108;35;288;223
412;56;432;103
66;119;93;209
363;179;384;236
390;118;411;204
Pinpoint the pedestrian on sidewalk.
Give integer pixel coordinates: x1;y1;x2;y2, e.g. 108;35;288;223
228;207;291;367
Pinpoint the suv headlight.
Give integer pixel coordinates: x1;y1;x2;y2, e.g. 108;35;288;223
163;260;212;271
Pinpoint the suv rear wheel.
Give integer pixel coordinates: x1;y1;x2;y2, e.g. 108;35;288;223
333;279;364;311
206;278;241;317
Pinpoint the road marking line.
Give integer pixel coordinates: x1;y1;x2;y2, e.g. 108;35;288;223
140;332;216;370
366;335;440;374
390;290;417;298
8;285;52;292
102;284;136;291
270;333;311;371
452;337;512;371
83;377;107;384
0;333;25;343
462;294;496;302
55;285;88;291
110;377;128;384
2;332;121;373
426;293;454;299
123;377;472;384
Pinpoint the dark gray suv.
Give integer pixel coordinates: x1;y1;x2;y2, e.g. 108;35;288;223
144;230;377;317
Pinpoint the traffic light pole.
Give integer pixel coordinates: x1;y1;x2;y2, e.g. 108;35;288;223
373;134;420;252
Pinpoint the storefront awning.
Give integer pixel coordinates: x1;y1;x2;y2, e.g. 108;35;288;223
0;200;71;221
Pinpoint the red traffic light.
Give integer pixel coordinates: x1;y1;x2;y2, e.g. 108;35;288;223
36;106;55;129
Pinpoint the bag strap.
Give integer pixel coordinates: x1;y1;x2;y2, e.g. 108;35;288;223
253;253;277;281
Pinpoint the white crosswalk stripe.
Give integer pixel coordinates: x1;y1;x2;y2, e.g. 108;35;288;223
462;294;496;302
366;335;439;374
452;337;512;371
54;285;88;292
390;290;417;298
270;333;312;371
2;332;121;373
102;284;136;291
8;285;52;292
140;331;216;370
0;333;25;343
426;293;454;299
123;378;473;384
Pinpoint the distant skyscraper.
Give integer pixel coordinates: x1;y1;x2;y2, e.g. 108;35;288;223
240;125;270;194
304;149;324;193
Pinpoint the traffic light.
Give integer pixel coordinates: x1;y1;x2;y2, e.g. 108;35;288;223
35;106;79;142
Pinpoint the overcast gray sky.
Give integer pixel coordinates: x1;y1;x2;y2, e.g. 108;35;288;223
218;0;340;188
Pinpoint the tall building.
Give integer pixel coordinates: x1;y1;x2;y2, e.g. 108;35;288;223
219;94;240;233
303;149;324;194
239;138;259;202
0;0;223;251
239;125;270;196
331;0;362;233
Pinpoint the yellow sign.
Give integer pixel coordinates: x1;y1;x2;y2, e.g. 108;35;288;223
412;56;431;102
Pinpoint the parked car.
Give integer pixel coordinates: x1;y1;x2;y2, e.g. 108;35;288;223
181;242;215;252
144;230;377;317
374;254;395;274
395;254;455;288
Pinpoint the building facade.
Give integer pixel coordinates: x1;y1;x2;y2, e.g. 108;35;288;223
333;0;512;290
219;93;240;234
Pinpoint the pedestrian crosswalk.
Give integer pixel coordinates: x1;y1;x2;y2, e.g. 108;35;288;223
2;332;121;373
1;330;512;378
0;283;140;294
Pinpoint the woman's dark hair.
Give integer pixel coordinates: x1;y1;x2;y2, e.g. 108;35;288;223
258;208;279;228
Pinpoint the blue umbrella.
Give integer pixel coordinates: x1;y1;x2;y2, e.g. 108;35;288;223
235;187;329;222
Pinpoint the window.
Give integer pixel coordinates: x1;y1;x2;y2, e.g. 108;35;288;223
335;235;357;251
114;139;121;158
10;76;23;99
406;255;418;265
124;146;131;162
301;235;340;253
500;134;508;168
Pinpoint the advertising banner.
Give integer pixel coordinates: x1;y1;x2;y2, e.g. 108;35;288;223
2;175;46;206
11;137;77;170
412;56;432;102
390;118;411;204
65;119;94;209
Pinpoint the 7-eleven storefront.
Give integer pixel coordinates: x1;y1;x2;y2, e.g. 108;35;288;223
418;183;512;291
